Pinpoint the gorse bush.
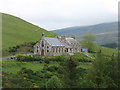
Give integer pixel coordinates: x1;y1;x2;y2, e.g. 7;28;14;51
3;52;120;88
17;55;44;62
47;65;59;72
16;54;93;63
46;75;63;88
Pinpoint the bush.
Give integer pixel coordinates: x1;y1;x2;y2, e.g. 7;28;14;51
47;65;59;72
16;55;44;62
46;76;63;88
17;68;34;75
70;54;92;63
44;57;50;64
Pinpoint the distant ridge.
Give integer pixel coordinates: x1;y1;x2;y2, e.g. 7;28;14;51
52;22;118;47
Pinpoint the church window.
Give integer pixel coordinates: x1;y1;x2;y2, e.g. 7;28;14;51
37;46;39;52
62;48;63;52
53;48;55;52
56;48;57;53
59;48;60;53
37;50;38;52
42;41;44;47
75;48;77;51
66;48;68;52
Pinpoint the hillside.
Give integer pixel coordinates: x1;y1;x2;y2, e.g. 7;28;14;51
52;22;118;47
2;13;56;51
2;45;118;88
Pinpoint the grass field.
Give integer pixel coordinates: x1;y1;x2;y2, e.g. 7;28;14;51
2;13;57;51
3;45;117;74
96;45;118;56
2;59;44;74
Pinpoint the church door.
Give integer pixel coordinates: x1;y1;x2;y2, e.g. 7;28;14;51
41;49;44;56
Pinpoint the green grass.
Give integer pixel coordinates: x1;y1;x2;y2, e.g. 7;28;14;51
2;13;57;51
77;62;92;69
96;45;118;56
2;59;44;74
2;45;117;74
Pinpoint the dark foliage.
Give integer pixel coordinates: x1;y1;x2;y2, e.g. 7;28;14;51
2;52;120;88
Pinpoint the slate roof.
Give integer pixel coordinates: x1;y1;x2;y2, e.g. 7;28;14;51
43;37;64;47
66;38;80;45
42;37;80;48
60;40;72;48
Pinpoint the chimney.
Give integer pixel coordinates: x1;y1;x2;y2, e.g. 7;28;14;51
42;32;44;37
61;35;66;40
72;35;76;39
41;32;45;39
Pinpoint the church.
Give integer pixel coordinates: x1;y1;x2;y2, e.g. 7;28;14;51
34;33;81;56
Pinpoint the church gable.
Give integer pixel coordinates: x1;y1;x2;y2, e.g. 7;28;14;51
34;33;81;56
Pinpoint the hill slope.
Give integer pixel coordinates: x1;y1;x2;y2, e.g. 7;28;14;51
52;22;118;46
2;13;56;50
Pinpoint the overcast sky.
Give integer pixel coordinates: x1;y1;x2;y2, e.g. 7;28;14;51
0;0;119;30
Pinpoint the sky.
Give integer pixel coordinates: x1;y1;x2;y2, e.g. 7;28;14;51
0;0;119;30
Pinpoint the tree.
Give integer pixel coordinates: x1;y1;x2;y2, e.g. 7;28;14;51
81;51;119;88
61;56;79;88
81;33;96;52
17;42;33;55
46;76;63;88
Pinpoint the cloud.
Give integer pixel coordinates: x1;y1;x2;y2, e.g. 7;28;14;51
0;0;119;30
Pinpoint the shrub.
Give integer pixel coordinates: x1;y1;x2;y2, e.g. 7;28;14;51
16;55;44;62
46;76;63;88
47;65;59;72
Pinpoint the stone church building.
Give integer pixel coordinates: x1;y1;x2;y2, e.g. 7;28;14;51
34;33;81;56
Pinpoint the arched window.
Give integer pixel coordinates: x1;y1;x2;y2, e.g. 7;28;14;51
56;48;57;53
53;48;55;52
37;46;39;52
37;50;38;52
75;48;77;51
62;48;63;52
66;48;68;52
42;41;44;47
59;48;60;53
